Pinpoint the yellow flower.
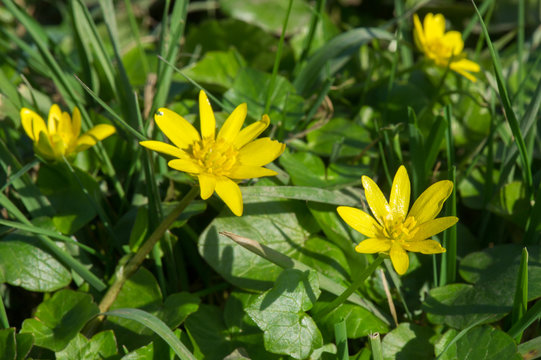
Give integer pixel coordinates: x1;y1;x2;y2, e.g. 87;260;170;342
413;13;480;82
21;104;116;161
337;166;458;275
140;90;285;216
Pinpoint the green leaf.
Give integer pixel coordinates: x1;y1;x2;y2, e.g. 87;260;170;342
245;269;323;359
55;331;117;360
219;0;311;35
20;290;99;352
224;67;304;131
294;27;393;95
199;196;313;290
279;150;327;187
37;163;100;235
311;293;390;339
241;186;356;206
0;328;16;360
15;333;34;360
381;323;435;360
488;181;530;228
184;305;236;359
182;50;246;91
104;308;196;360
184;19;280;70
424;245;541;329
0;230;71;292
305;118;372;158
518;336;541;359
435;326;520;360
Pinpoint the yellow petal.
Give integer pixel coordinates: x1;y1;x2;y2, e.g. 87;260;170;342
228;165;277;179
57;111;73;144
199;90;216;139
389;166;410;222
411;216;458;241
424;13;445;41
409;180;453;224
198;173;217;200
76;124;115;152
337;206;384;238
390;242;409;275
217;103;247;141
441;31;464;55
237;138;285;166
35;131;57;160
71;107;82;138
234;114;271;148
403;240;446;254
47;104;62;135
450;59;481;82
355;238;392;253
140;140;186;158
413;14;426;52
168;158;202;174
215;176;243;216
362;175;391;226
21;108;47;142
155;108;200;150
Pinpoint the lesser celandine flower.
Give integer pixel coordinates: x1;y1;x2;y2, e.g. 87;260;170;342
337;166;458;275
140;90;285;216
413;13;480;82
21;104;115;161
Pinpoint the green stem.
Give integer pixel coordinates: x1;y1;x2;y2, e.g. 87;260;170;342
369;332;384;360
323;255;384;312
98;186;198;314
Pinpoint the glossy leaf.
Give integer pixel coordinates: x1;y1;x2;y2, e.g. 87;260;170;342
55;331;117;360
245;269;323;359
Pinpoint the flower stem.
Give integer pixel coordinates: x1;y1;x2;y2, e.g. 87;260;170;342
323;254;384;312
98;186;199;314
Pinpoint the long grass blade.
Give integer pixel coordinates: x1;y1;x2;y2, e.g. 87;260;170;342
511;248;528;342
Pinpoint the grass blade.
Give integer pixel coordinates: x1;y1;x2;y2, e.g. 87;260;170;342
334;319;348;360
471;0;532;194
511;248;528;342
103;308;196;360
507;298;541;339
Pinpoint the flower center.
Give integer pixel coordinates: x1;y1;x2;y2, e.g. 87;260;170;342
426;39;456;65
383;215;418;242
190;137;238;176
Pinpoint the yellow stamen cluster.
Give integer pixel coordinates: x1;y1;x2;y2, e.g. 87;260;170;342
190;137;238;176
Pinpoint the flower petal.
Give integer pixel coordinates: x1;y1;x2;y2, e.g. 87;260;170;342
413;14;426;52
234;114;270;148
199;90;216;139
390;242;409;275
57;111;73;144
47;104;62;135
441;31;464;55
217;103;247;141
71;107;81;138
237;138;285;166
21;108;47;142
424;13;445;41
228;165;277;179
450;58;481;82
389;166;410;223
410;216;458;241
403;240;446;254
198;173;217;200
215;176;243;216
337;206;384;238
409;180;453;224
355;238;392;253
155;108;200;150
140;140;186;158
76;124;115;152
362;175;391;226
168;158;202;174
